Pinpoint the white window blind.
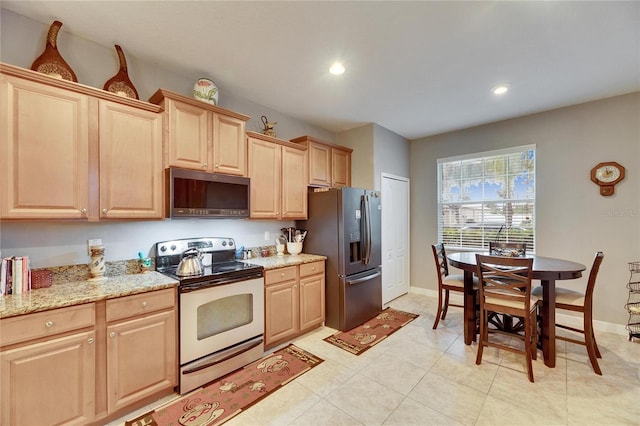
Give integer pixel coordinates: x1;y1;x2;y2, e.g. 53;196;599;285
437;145;536;251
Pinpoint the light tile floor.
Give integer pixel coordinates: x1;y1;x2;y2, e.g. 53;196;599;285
110;292;640;426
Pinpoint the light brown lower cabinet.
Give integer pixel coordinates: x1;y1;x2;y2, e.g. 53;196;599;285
264;261;325;349
105;290;177;415
0;304;97;425
0;288;177;425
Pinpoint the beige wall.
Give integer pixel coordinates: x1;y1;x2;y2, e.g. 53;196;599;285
410;92;640;325
338;123;410;191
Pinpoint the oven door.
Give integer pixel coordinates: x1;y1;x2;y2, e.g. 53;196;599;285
180;277;264;364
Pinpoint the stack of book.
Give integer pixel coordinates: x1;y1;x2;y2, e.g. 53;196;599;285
1;257;31;296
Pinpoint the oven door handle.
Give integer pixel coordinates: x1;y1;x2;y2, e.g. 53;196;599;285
183;337;264;375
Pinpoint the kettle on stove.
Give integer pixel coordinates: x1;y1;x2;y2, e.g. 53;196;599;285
176;248;204;276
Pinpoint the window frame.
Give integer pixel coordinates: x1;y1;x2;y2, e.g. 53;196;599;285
437;145;536;252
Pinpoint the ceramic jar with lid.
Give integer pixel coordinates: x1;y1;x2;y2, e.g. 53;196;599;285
193;78;219;105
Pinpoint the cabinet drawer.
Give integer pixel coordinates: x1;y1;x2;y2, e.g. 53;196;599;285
106;288;175;322
265;266;297;285
300;261;325;278
0;303;95;347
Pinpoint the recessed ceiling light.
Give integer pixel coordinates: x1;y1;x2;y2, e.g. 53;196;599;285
329;62;345;75
492;83;510;95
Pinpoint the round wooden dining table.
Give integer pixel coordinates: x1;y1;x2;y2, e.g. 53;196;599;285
446;251;586;368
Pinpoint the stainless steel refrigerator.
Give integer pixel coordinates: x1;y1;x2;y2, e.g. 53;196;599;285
297;187;382;331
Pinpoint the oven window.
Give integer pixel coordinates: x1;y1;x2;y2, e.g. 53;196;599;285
197;294;253;340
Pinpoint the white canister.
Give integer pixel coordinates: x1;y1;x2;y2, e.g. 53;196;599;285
193;78;219;105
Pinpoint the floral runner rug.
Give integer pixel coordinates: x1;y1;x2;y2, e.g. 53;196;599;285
323;307;419;355
125;344;323;426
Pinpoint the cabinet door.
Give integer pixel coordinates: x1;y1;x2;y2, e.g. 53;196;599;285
0;75;90;219
165;98;208;170
307;141;331;187
299;274;325;331
248;137;281;219
332;148;351;187
213;113;246;176
99;100;164;219
0;331;96;425
106;310;176;413
265;281;299;346
281;145;308;219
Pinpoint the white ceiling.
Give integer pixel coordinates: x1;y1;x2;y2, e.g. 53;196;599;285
2;1;639;140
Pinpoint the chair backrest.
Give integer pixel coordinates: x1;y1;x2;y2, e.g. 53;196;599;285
431;243;449;284
476;254;534;311
584;251;604;308
489;241;527;258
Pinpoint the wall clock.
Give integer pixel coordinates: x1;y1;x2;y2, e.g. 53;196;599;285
590;161;625;196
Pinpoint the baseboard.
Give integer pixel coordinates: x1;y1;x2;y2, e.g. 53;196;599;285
409;286;628;337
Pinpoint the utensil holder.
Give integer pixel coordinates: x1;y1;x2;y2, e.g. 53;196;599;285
287;242;303;255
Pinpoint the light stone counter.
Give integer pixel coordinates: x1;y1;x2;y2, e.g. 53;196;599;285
241;253;326;270
0;271;178;319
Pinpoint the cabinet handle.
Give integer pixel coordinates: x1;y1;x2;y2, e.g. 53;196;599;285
215;164;220;168
88;338;94;344
141;301;148;308
45;320;54;328
80;208;87;214
203;163;208;167
109;332;116;338
102;208;108;214
280;273;285;277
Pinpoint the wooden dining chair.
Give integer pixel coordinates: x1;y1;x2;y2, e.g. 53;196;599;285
431;243;478;329
532;251;605;375
475;254;539;382
489;241;527;257
487;241;527;332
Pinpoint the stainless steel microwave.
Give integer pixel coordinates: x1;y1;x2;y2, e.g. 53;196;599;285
167;167;250;218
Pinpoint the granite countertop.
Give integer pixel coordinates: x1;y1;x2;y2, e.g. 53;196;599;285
242;253;326;270
0;271;178;319
0;254;327;320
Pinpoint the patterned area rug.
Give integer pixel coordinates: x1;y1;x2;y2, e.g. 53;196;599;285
323;307;418;355
125;344;323;426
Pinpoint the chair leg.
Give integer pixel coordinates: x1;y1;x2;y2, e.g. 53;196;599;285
475;310;486;366
432;289;443;329
524;314;535;383
441;289;450;320
593;331;602;359
584;309;602;375
530;309;537;361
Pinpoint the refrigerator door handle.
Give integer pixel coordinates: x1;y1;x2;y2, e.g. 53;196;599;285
362;194;372;265
346;271;382;285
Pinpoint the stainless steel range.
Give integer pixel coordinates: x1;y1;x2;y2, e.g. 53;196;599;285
156;237;264;394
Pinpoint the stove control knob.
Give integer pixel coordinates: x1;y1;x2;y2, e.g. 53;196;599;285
170;244;177;251
159;245;167;252
228;240;234;247
222;241;227;246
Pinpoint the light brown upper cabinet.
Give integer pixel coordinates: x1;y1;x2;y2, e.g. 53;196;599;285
290;135;352;187
149;89;249;176
247;132;308;220
0;63;163;221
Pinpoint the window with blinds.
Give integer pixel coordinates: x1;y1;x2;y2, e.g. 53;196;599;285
437;145;536;251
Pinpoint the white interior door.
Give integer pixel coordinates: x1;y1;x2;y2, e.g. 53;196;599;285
381;174;410;303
